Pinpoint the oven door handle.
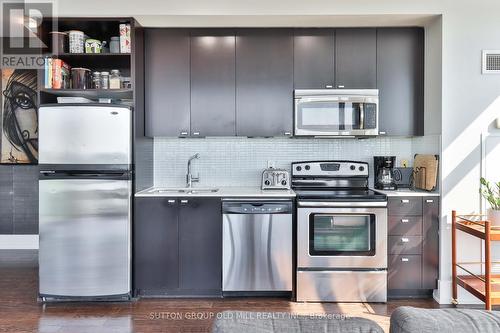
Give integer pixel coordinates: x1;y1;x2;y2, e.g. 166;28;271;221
297;201;387;208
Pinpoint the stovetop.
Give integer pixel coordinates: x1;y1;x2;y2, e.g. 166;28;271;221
294;188;387;201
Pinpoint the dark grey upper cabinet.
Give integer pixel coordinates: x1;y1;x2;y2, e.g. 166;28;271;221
422;197;439;289
179;198;222;294
134;197;179;294
236;29;294;136
294;29;335;89
190;32;236;136
335;28;377;89
145;29;190;137
377;28;424;136
0;167;13;234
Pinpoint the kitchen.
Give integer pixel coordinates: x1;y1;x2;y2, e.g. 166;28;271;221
32;20;440;303
0;8;463;332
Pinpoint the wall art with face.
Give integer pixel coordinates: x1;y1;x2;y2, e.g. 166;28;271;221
1;69;38;164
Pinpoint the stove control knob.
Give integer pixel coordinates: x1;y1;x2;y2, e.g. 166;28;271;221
305;165;310;170
359;166;365;171
264;180;271;186
281;180;287;186
350;165;356;170
296;166;302;171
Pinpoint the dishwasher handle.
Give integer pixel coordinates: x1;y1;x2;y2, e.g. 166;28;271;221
222;201;292;214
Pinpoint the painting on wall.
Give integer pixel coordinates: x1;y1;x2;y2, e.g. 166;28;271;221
0;69;38;164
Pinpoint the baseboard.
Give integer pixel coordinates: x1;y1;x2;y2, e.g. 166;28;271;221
0;235;39;249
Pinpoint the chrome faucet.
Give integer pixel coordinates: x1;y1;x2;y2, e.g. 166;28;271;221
186;153;200;188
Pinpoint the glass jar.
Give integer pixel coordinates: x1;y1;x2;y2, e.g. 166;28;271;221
110;37;120;53
92;71;101;89
100;71;109;89
109;69;121;89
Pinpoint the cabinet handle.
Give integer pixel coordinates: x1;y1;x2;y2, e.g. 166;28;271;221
284;132;292;136
325;84;333;89
401;237;409;243
193;132;200;136
401;199;410;203
337;85;345;88
180;199;189;204
180;131;188;136
379;131;387;135
401;219;409;223
426;199;434;203
401;258;409;262
167;199;176;204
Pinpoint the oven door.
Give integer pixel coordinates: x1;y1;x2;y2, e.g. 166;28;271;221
297;206;387;269
294;96;378;136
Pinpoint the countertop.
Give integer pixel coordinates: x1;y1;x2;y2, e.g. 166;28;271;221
373;188;440;197
135;186;296;198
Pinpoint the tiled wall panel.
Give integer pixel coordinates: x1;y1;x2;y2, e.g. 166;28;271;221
154;136;440;187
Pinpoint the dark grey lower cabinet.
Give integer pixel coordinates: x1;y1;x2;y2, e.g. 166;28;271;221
134;197;222;297
387;196;439;297
422;197;439;289
179;198;222;294
134;197;179;294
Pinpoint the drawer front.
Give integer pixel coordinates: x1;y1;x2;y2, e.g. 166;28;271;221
388;235;422;255
388;216;422;236
388;197;422;216
388;255;422;289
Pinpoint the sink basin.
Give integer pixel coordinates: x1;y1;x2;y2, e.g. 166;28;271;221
148;188;219;194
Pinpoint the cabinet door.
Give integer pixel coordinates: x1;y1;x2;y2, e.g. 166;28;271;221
236;29;293;136
294;29;335;89
377;28;424;136
191;31;236;136
335;28;376;89
179;198;222;294
388;255;422;289
422;197;439;289
145;29;190;137
134;197;179;293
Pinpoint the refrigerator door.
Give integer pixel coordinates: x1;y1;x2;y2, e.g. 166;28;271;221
39;177;131;297
38;105;132;166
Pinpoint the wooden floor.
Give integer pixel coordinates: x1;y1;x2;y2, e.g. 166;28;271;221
0;250;440;333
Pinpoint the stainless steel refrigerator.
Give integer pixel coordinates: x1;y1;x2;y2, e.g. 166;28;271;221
38;104;132;301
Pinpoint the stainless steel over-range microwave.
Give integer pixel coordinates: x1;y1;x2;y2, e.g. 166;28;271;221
294;89;379;137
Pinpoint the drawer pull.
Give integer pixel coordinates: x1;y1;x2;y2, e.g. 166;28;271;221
401;258;409;262
401;219;409;223
401;238;409;243
401;199;410;203
180;199;189;204
426;199;434;203
180;131;188;136
167;199;176;204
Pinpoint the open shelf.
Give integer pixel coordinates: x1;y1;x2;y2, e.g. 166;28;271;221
455;215;500;241
40;88;133;100
456;274;500;304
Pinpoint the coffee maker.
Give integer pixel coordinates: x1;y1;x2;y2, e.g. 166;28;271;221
374;156;397;190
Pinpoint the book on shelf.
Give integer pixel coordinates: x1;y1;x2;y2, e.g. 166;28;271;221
45;57;71;89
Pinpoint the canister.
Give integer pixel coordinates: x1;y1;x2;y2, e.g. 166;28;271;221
100;71;110;89
71;67;91;89
49;31;67;54
92;71;101;89
68;30;85;53
110;37;120;53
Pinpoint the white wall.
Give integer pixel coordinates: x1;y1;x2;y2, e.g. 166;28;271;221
54;0;500;304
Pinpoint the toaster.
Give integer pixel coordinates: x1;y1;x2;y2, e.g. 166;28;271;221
261;168;290;190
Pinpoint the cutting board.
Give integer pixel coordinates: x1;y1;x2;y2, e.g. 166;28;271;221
413;154;439;191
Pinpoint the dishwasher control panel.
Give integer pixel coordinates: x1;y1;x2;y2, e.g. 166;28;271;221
222;201;293;214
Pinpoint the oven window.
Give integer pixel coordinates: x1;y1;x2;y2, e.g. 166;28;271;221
309;214;376;256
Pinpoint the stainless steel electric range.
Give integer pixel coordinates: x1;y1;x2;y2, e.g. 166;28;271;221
292;160;388;302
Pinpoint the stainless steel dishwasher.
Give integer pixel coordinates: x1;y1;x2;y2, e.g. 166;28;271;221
222;200;293;294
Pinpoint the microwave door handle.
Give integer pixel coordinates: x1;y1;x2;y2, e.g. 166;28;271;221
359;103;364;130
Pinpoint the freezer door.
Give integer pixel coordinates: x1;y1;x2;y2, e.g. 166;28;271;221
39;178;131;297
38;105;132;165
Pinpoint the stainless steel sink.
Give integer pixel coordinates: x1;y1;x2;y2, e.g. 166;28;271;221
148;188;219;194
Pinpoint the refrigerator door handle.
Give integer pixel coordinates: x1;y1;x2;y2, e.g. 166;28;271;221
39;171;131;180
